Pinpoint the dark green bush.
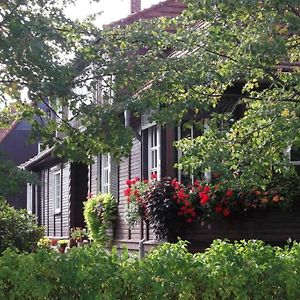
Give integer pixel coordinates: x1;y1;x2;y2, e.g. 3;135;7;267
0;197;44;254
1;239;300;299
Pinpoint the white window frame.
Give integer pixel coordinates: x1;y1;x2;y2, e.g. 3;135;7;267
54;170;61;214
148;125;161;180
287;146;300;170
177;119;210;182
27;183;33;214
101;154;111;193
96;74;115;105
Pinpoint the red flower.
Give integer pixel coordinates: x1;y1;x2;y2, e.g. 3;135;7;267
199;192;209;205
226;189;233;197
177;189;189;201
134;177;140;182
204;186;210;193
124;188;131;196
143;179;148;184
187;218;193;223
223;208;231;217
171;178;178;186
151;173;157;179
184;200;191;207
191;211;196;217
126;179;132;186
215;205;222;214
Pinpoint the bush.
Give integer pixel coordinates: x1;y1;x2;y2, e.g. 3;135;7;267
83;193;117;243
1;239;300;299
0;197;44;254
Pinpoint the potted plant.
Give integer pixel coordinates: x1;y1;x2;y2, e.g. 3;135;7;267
71;227;88;247
70;227;89;247
57;239;69;253
37;237;52;251
83;193;117;245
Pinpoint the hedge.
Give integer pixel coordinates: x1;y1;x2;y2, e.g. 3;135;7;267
0;240;300;299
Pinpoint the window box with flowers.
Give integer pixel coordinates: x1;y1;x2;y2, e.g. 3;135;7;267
123;174;300;243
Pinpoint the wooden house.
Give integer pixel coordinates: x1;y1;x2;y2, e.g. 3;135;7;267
0;110;42;209
23;0;300;251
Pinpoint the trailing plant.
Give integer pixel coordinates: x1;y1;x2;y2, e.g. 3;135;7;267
123;175;155;229
144;178;183;241
83;193;117;244
0;197;44;254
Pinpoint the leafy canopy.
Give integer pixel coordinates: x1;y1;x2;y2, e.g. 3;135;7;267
0;0;299;189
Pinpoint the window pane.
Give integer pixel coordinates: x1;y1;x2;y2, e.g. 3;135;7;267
295;165;300;177
291;147;300;161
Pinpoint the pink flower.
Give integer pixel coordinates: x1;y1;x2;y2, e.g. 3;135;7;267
151;173;157;179
134;177;140;182
184;200;191;207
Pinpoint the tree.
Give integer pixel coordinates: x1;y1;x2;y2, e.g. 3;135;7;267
0;0;299;190
0;154;37;197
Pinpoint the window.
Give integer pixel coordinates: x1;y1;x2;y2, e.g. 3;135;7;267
148;126;161;179
27;183;33;214
54;171;61;214
289;147;300;177
177;119;210;182
96;75;115;105
101;154;111;193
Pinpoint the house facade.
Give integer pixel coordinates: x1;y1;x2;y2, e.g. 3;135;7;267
23;0;187;246
23;0;300;251
0;113;41;209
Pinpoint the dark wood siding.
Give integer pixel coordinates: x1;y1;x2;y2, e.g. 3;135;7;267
183;204;300;252
1;121;39;209
38;162;70;238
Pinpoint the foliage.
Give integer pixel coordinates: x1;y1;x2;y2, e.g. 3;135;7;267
83;193;117;244
0;151;37;197
0;0;299;191
0;197;44;254
37;237;51;250
144;178;183;241
2;240;300;299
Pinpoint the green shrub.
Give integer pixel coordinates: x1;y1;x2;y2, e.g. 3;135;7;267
1;240;300;299
0;197;44;254
83;193;117;243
